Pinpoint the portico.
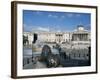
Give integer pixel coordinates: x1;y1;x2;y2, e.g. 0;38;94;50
72;32;89;41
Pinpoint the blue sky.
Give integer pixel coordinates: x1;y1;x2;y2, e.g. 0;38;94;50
23;10;91;32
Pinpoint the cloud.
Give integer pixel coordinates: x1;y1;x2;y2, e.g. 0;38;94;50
66;13;73;18
76;14;81;17
23;24;34;32
37;27;50;32
57;30;61;32
58;15;66;20
65;13;82;18
35;11;43;15
53;15;58;18
61;15;65;18
48;14;58;18
48;14;52;17
24;24;50;32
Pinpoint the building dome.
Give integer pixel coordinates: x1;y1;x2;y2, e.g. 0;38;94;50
77;25;84;31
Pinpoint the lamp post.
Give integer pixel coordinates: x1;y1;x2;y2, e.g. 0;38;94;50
32;33;38;62
32;41;34;61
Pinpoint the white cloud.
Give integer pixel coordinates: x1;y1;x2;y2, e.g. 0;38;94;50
59;15;66;20
48;14;52;17
23;24;35;32
76;14;81;17
66;13;73;17
35;11;43;15
61;15;65;18
48;14;58;18
37;27;50;32
66;13;81;18
57;30;61;32
54;15;58;18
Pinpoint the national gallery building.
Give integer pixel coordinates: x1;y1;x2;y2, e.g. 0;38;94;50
23;25;91;47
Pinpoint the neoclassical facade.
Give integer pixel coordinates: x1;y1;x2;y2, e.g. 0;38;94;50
23;25;91;46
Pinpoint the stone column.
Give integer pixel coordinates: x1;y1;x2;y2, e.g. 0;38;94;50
73;34;75;41
79;34;81;41
77;34;78;41
75;34;77;41
76;34;77;41
85;34;86;41
80;34;81;41
80;34;83;41
74;34;75;41
74;34;76;41
81;34;83;41
81;34;82;41
86;34;87;41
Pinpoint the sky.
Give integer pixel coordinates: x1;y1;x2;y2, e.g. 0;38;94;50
23;10;91;32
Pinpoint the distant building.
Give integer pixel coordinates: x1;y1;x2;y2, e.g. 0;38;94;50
23;32;33;45
23;25;91;47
